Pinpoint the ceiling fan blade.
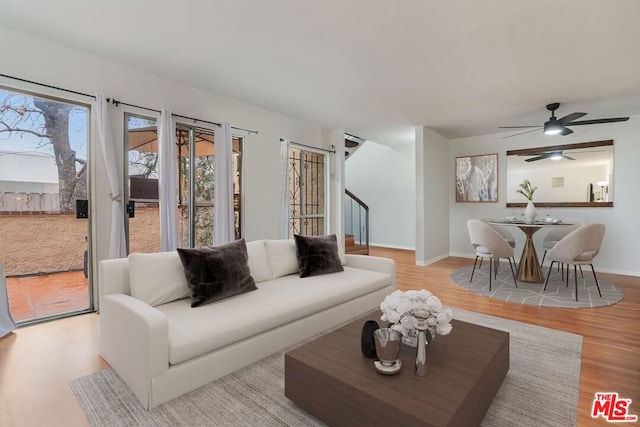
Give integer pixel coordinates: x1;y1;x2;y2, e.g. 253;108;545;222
563;155;576;160
525;153;551;162
558;112;587;125
502;128;542;138
498;125;541;129
560;127;573;136
567;117;629;126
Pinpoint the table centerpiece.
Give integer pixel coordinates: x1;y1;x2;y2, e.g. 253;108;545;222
380;289;453;347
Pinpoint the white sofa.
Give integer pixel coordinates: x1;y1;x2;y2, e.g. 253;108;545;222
99;239;395;409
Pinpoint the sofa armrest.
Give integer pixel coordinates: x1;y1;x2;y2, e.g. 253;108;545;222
99;293;169;409
345;255;396;286
99;258;130;299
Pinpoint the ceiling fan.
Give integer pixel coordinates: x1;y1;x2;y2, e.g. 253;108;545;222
522;150;574;162
500;103;629;138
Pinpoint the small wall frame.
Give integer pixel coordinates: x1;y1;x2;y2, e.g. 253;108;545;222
455;153;498;202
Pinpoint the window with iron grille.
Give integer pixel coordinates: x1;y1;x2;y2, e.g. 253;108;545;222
287;146;326;237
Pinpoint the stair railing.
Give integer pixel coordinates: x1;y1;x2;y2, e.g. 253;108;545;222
345;189;369;253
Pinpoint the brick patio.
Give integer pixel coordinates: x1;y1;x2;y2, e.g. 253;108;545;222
5;270;90;322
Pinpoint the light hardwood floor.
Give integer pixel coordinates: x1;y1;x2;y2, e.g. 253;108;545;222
1;248;638;427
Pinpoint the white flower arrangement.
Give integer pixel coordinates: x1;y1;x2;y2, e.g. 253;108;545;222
380;289;453;347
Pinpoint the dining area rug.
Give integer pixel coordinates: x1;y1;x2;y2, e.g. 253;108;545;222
69;308;582;427
451;264;623;308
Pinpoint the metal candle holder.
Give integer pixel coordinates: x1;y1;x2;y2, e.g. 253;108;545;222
413;308;430;376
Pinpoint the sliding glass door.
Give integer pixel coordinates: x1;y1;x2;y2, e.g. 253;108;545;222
0;85;91;324
125;114;161;253
124;115;243;252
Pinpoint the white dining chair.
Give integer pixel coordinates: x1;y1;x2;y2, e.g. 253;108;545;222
541;219;585;282
479;217;516;249
467;219;518;290
540;219;583;267
543;224;605;301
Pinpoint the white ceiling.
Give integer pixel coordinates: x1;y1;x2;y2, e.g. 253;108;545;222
1;0;640;145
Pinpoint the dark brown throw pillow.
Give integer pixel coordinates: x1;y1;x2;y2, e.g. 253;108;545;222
294;234;345;278
177;239;257;308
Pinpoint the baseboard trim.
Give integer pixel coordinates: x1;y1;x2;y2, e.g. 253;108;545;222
449;252;474;260
416;253;449;266
369;242;416;251
593;267;640;277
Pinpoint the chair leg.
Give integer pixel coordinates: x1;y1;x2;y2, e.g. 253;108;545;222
512;256;518;270
494;258;498;279
544;261;554;290
590;264;603;297
574;264;578;302
579;265;584;278
508;257;518;288
540;250;547;266
489;257;492;291
566;265;569;287
470;256;479;283
479;257;483;269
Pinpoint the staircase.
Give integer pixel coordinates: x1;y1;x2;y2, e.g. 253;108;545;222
344;133;366;159
345;188;369;255
345;233;368;255
344;133;369;255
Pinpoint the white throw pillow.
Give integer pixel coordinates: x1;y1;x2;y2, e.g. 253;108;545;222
128;251;191;307
245;240;273;283
264;239;299;279
336;236;347;265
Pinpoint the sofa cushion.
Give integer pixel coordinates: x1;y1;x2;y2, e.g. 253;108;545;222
128;251;191;307
177;239;257;308
337;239;347;265
245;240;273;283
294;234;344;278
264;239;298;278
156;266;393;365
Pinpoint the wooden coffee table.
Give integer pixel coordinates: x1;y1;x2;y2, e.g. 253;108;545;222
285;311;509;426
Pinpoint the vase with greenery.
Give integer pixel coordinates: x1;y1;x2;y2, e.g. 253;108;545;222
517;179;537;223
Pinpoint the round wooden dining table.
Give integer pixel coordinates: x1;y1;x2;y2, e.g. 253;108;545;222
489;220;573;283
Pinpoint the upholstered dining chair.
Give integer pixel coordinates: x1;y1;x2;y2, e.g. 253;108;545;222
467;219;518;290
479;217;516;248
543;223;605;301
540;219;583;266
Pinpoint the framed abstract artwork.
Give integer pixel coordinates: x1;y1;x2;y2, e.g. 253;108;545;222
455;153;498;202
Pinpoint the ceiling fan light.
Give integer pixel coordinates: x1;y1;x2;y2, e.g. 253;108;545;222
550;152;563;160
544;120;562;135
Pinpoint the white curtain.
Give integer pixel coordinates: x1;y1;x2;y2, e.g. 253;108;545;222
158;108;180;251
95;93;126;259
280;139;290;239
214;122;234;244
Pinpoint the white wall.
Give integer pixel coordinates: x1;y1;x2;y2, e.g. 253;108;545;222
416;126;450;265
345;140;415;249
449;117;640;276
0;27;342;289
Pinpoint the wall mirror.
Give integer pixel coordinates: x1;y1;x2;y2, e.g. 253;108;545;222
506;140;613;207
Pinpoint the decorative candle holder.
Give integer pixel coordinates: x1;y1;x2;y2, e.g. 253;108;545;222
413;308;429;376
373;328;402;375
